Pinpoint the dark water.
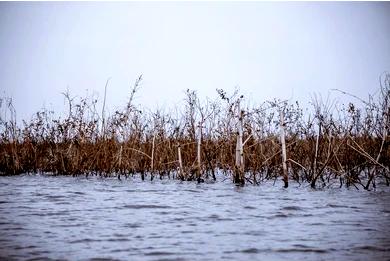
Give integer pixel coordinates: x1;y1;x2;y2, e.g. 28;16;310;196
0;174;389;261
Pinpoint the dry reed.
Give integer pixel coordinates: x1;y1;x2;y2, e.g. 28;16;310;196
0;73;389;190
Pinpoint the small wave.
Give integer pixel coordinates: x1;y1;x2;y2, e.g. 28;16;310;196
0;222;13;226
353;245;389;252
54;223;85;228
69;191;86;195
206;214;233;221
223;248;265;254
246;231;265;236
24;211;70;217
13;245;37;250
363;228;378;232
208;214;220;219
156;211;171;215
33;192;48;197
70;238;103;244
94;189;117;193
182;189;201;193
140;189;166;193
145;258;187;261
292;244;314;248
123;204;172;209
106;238;131;242
2;226;24;231
89;258;122;261
308;222;325;226
123;223;141;228
144;251;175;256
216;194;232;198
181;230;194;234
14;205;34;209
281;206;302;211
275;248;329;253
26;249;51;256
327;203;347;208
45;195;67;202
271;212;290;218
241;248;261;253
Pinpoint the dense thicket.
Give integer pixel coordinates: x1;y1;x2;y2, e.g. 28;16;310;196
1;74;389;189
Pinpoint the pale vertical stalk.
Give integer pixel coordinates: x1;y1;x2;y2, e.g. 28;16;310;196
151;134;156;172
314;121;322;174
235;99;244;183
279;108;288;188
101;78;111;137
197;123;202;180
178;144;184;180
239;110;244;171
235;135;241;168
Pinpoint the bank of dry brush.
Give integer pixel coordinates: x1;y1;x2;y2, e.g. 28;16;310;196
1;74;389;190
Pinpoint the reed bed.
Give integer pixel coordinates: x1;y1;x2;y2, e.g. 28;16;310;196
1;74;389;189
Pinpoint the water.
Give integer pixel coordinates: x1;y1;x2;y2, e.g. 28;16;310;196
0;174;389;261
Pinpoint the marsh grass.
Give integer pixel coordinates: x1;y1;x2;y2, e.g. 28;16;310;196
1;74;389;190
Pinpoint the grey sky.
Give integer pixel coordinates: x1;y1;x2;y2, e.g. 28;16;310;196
0;2;389;121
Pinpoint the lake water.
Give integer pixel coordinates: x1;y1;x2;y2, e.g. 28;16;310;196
0;174;389;261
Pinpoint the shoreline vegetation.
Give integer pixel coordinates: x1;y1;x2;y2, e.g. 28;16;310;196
1;74;389;190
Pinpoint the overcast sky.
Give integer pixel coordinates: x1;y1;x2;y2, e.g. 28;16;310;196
0;2;389;121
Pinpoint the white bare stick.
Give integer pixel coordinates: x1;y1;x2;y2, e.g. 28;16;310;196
235;99;244;176
197;123;202;179
151;134;156;172
178;144;184;179
279;108;288;188
314;121;321;174
101;77;111;137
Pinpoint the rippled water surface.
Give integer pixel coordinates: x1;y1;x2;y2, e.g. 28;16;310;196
1;174;390;261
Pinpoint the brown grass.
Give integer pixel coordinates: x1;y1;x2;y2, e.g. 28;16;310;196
0;73;389;190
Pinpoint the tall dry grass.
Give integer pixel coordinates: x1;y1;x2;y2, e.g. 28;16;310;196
0;73;389;189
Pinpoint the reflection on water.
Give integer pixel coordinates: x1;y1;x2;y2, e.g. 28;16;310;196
0;174;389;261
